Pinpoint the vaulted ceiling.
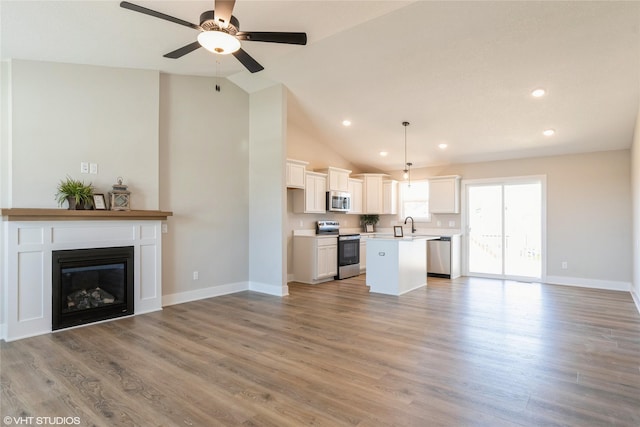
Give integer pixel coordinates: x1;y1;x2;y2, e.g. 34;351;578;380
3;1;639;171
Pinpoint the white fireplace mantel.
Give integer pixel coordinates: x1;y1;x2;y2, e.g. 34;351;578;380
1;209;172;341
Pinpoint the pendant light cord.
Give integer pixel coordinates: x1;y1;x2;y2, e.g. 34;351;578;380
402;121;411;187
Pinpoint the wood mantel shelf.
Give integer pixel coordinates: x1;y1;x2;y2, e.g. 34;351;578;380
1;208;173;221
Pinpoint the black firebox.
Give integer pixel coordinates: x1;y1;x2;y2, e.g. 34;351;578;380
52;246;134;330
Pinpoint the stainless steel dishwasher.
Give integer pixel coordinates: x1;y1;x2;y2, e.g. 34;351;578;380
427;236;451;278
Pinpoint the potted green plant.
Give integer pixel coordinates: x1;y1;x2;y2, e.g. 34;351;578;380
360;214;380;232
55;176;94;210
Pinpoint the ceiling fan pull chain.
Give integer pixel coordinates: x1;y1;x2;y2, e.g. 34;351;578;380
215;60;221;92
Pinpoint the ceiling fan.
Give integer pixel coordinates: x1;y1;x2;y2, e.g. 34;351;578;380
120;1;307;73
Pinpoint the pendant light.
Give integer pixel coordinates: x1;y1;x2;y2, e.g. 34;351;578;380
402;121;412;186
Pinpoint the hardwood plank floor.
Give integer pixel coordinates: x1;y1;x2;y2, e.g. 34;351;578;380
2;276;640;426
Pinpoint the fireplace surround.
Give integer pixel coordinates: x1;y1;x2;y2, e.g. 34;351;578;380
52;246;134;330
1;208;171;341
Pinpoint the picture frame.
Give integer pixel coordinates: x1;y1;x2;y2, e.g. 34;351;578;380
93;194;107;210
365;224;374;233
394;226;404;237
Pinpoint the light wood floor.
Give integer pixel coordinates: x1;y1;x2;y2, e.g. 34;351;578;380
2;276;640;426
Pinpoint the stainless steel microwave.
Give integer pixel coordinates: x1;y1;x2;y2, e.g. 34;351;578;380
326;191;351;212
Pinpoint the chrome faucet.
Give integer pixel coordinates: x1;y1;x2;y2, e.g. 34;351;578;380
404;216;416;234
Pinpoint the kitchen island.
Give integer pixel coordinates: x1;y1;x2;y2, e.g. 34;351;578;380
366;235;439;295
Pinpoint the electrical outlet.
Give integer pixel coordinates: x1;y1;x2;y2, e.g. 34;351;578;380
561;261;568;269
161;223;168;234
80;162;89;174
193;271;199;280
448;220;456;227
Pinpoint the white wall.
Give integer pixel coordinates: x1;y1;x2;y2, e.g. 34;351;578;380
249;85;288;295
1;61;9;207
6;60;159;209
631;109;640;309
159;74;250;301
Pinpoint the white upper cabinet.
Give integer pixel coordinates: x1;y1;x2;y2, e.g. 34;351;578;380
429;176;461;213
293;171;327;214
286;159;308;189
316;167;351;192
347;178;363;215
352;173;389;214
383;180;398;215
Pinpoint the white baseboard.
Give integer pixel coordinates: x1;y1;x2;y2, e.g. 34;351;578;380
162;281;249;307
545;276;631;292
249;281;289;296
631;289;640;315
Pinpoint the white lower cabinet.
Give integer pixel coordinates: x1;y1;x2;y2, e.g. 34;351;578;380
293;235;338;284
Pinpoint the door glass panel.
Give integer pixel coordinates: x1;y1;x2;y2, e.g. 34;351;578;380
468;185;503;274
504;183;541;278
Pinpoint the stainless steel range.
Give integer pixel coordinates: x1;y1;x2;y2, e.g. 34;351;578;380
316;220;361;280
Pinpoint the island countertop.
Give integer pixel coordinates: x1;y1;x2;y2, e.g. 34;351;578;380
365;234;440;241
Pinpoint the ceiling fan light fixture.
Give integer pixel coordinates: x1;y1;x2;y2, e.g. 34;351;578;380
197;30;241;54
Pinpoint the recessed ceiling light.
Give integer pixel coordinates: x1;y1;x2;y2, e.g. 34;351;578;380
543;129;555;136
379;151;388;157
342;120;352;127
531;88;546;98
438;143;448;150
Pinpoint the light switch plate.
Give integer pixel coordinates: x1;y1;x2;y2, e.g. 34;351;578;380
89;163;98;174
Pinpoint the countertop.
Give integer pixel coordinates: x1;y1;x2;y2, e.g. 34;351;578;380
293;228;462;237
365;234;440;242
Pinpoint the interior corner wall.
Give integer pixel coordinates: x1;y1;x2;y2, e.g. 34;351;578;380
7;60;159;209
631;107;640;309
249;84;287;296
159;74;250;301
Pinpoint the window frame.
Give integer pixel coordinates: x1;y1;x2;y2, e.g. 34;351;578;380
398;179;431;222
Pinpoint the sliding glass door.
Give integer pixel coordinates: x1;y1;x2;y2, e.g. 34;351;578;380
466;178;543;280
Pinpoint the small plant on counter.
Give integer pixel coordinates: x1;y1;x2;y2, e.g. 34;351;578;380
55;175;94;210
360;214;380;232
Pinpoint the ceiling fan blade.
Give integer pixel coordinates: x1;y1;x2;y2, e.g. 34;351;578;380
120;1;201;31
213;0;236;28
163;41;202;59
236;32;307;45
232;48;264;73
